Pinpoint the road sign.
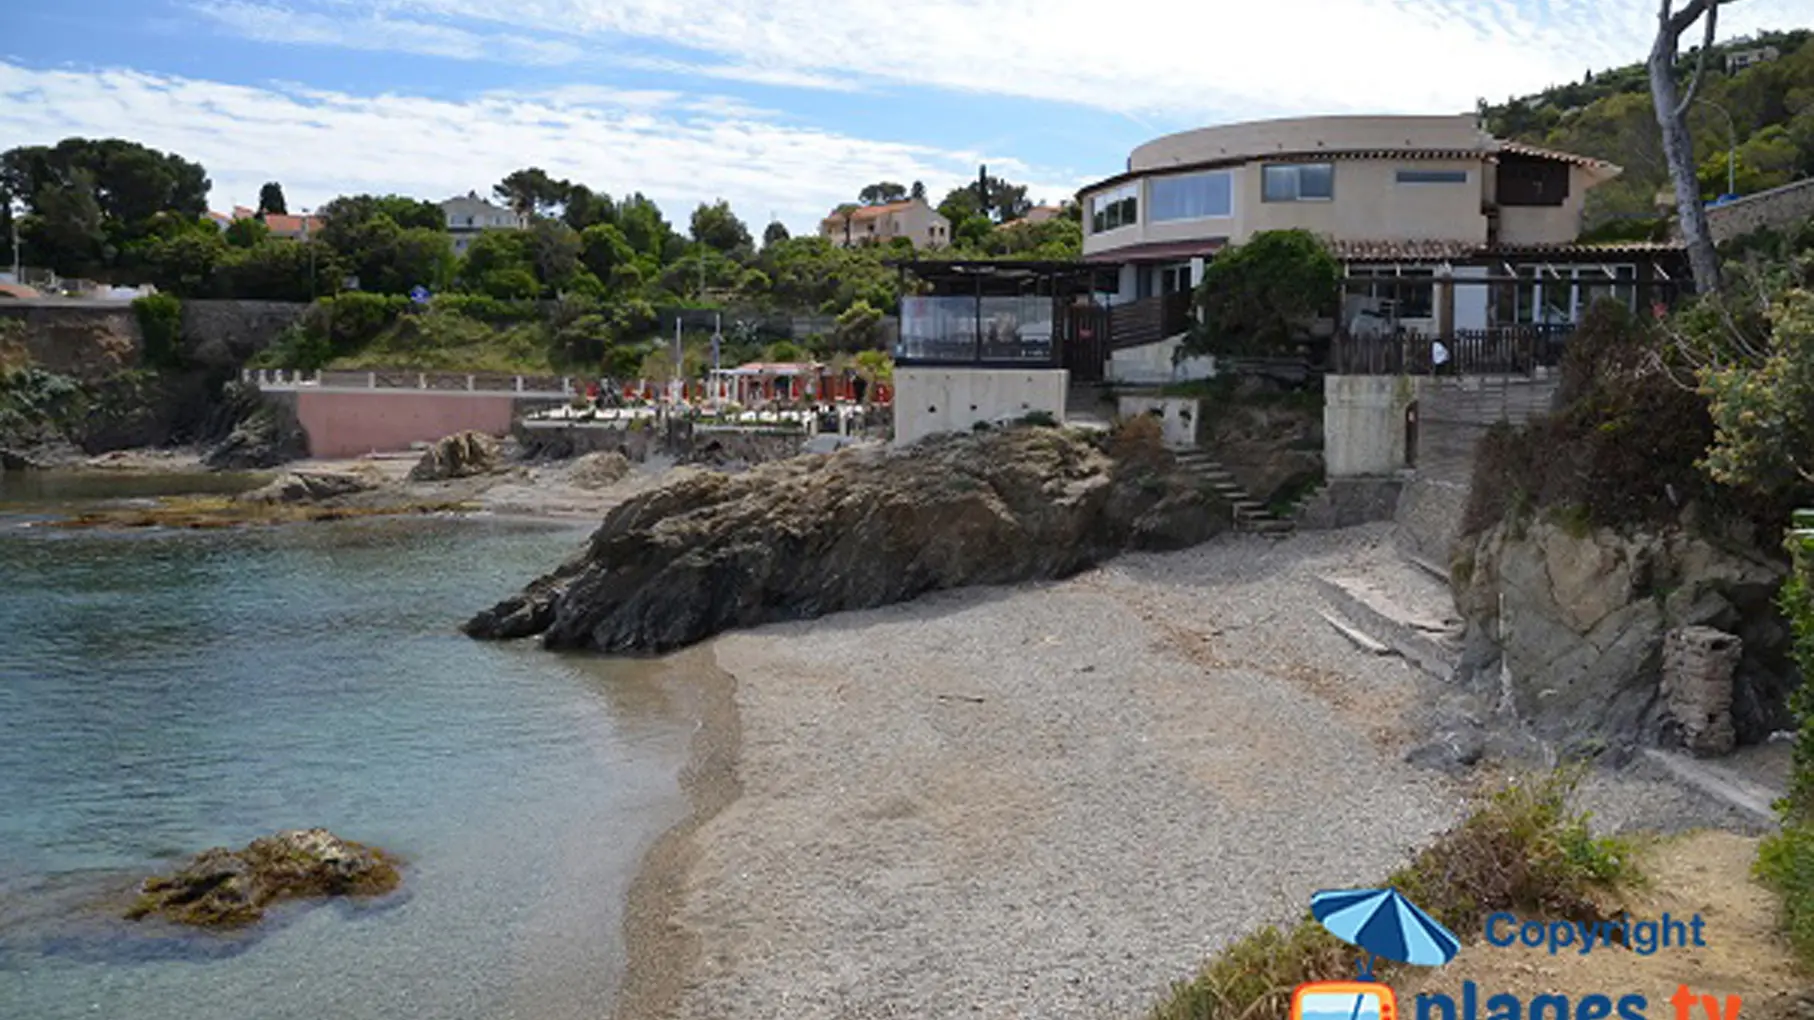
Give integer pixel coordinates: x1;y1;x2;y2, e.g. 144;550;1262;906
410;286;431;305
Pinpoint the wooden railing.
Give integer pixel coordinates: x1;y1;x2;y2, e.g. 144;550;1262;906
1330;326;1573;376
1108;292;1194;350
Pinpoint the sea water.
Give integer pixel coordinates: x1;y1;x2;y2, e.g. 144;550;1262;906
0;489;696;1020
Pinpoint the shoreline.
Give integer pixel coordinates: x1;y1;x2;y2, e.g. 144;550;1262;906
614;644;744;1020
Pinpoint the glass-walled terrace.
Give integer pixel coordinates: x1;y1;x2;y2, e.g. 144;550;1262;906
897;294;1056;364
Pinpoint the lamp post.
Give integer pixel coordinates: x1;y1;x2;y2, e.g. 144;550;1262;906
1694;99;1738;200
6;196;20;283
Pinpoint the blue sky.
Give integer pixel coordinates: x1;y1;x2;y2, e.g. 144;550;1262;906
3;0;1812;233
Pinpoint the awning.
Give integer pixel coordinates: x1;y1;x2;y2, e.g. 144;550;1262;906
1081;239;1226;265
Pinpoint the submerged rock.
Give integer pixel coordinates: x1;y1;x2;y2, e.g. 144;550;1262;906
239;467;382;504
465;426;1229;653
126;828;401;927
409;431;503;481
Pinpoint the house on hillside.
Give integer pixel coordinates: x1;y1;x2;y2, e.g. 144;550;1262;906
1076;113;1687;352
998;205;1065;229
820;197;950;250
1728;46;1780;72
440;192;528;254
232;206;324;241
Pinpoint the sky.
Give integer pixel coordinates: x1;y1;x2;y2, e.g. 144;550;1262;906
2;0;1812;234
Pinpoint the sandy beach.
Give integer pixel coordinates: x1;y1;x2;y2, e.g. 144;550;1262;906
617;526;1471;1020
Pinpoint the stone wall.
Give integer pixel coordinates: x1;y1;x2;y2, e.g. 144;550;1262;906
1661;626;1742;756
181;300;307;372
1324;374;1423;477
1706;179;1814;245
1116;396;1200;448
0;302;141;382
514;421;808;468
1295;476;1404;530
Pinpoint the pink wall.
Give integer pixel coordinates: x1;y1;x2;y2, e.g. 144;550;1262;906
296;390;520;457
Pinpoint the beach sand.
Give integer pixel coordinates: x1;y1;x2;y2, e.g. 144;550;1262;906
618;526;1475;1020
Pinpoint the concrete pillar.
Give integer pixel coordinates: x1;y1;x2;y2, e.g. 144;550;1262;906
367;371;377;388
466;374;475;391
1437;271;1456;342
514;376;524;393
417;372;427;390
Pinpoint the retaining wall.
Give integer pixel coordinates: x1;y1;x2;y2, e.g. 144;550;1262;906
892;368;1069;445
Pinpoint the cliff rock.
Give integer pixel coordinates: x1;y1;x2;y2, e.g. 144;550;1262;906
1454;513;1793;753
567;450;632;489
240;467;383;504
126;828;400;927
202;382;309;470
465;427;1228;653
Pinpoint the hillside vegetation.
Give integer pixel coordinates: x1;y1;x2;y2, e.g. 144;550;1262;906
1483;28;1814;236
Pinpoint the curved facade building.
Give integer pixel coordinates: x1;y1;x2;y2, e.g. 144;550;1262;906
1077;114;1682;334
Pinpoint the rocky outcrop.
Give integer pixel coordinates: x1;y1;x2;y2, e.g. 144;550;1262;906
202;384;308;470
1453;513;1793;754
126;828;400;927
410;431;502;481
567;450;632;489
465;427;1229;653
240;467;382;504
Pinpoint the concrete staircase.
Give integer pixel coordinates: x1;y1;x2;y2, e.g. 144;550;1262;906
1173;449;1295;538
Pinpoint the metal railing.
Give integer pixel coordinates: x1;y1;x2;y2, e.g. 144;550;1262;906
1330;325;1574;376
244;368;575;395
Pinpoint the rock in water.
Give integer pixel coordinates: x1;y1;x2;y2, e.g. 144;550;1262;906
568;450;632;489
409;431;503;481
465;426;1228;653
239;467;382;504
126;828;401;927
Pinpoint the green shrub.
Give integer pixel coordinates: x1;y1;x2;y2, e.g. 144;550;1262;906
1151;768;1636;1020
1756;821;1814;964
132;294;185;371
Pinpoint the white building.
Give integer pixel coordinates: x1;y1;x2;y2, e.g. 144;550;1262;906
440;192;528;254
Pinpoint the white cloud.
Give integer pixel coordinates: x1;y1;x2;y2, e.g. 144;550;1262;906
281;0;1814;119
0;62;1077;233
190;0;584;66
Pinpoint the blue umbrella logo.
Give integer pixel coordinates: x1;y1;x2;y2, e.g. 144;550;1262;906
1310;887;1460;980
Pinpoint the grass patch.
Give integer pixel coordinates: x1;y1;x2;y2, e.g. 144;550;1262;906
1150;768;1638;1020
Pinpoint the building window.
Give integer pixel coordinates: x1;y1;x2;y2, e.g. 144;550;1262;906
1493;264;1638;325
1089;183;1139;234
1150;172;1232;222
1396;169;1470;185
1498;157;1570;207
1160;263;1195;295
1262;163;1334;202
1350;266;1434;320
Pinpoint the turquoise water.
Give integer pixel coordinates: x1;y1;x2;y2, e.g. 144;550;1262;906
0;498;697;1019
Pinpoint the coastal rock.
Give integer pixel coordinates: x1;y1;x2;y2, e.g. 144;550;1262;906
202;383;308;470
1453;514;1793;752
465;426;1230;653
409;431;503;481
240;467;382;504
126;827;401;927
567;450;632;489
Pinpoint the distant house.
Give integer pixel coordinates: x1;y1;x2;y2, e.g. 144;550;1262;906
1727;46;1780;72
231;206;323;241
440;192;527;254
998;204;1065;229
820;197;950;249
205;211;234;231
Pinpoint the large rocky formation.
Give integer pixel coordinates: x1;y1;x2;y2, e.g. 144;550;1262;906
201;382;309;470
465;426;1229;653
409;431;503;481
1452;511;1794;755
126;828;400;927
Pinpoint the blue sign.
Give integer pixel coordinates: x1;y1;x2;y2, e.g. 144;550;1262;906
410;285;432;305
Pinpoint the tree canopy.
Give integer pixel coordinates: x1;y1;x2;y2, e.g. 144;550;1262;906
1182;230;1340;357
257;182;287;217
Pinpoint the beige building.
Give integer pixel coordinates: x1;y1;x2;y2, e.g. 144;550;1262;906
820;198;951;249
440;192;528;255
1078;114;1684;332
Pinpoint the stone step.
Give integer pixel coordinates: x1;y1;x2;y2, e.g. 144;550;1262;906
1312;573;1462;682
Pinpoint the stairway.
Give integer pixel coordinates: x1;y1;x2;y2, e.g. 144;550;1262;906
1173;450;1295;538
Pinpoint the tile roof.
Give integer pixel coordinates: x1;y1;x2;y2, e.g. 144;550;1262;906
824;199;919;223
1081;238;1227;263
1495;140;1620;173
1328;239;1484;262
1489;240;1685;256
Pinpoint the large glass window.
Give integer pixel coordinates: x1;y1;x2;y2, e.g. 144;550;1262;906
1350;266;1434;320
1262;162;1334;202
1149;172;1232;222
1089;183;1139;234
898;294;1054;363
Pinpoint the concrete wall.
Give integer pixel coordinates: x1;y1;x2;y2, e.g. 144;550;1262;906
1116;396;1200;448
295;390;524;457
892;368;1068;445
1129;115;1487;172
1324;374;1424;477
1495;166;1596;246
1107;337;1215;385
1705;178;1814;244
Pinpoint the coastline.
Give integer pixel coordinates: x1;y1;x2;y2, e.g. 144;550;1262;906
614;643;744;1020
